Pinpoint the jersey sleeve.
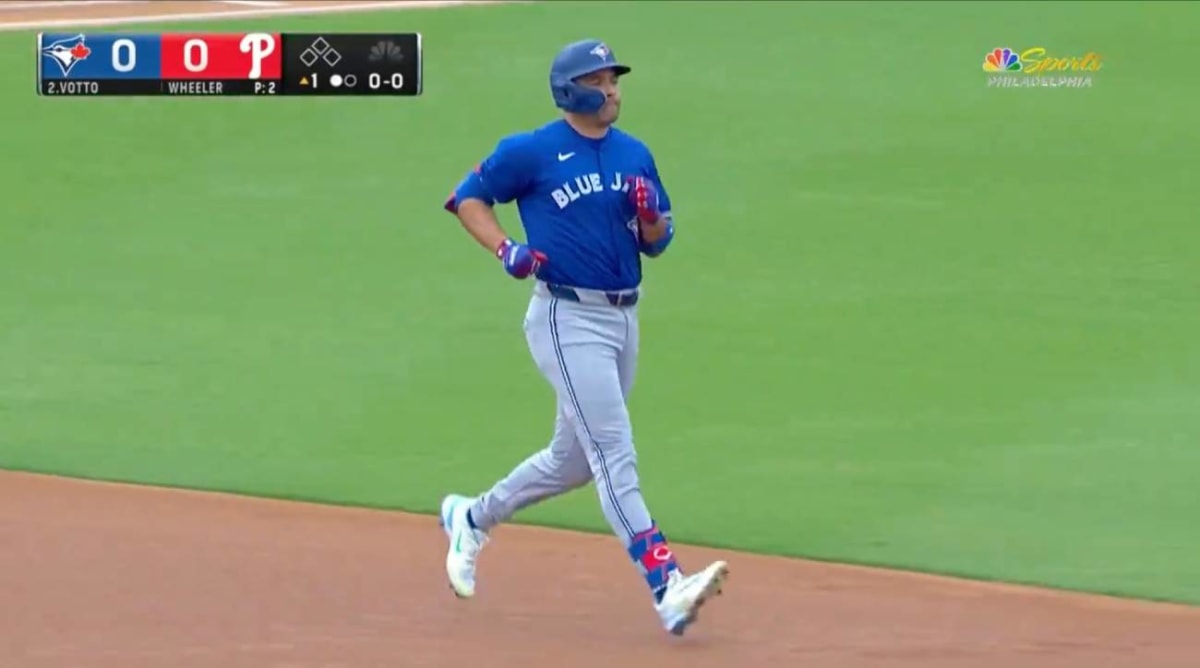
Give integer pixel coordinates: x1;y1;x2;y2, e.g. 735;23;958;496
479;133;538;204
444;132;538;213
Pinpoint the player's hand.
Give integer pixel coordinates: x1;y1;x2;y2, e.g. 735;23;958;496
496;238;547;280
626;176;662;224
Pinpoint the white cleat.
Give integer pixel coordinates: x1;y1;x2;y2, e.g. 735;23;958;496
654;560;730;636
439;494;488;599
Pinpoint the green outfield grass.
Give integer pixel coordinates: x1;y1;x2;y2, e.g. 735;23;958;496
2;1;1198;604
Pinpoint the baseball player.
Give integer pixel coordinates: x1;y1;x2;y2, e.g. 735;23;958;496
439;39;729;636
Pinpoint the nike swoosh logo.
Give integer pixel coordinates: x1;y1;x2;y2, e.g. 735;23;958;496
557;152;575;162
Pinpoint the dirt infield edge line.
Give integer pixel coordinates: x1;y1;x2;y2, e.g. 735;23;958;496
8;468;1199;616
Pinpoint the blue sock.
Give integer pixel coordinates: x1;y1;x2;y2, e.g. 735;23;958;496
627;523;680;603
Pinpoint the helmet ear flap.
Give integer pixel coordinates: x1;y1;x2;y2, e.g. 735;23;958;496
551;79;605;114
551;79;571;109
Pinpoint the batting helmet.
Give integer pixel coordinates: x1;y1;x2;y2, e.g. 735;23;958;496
549;39;631;114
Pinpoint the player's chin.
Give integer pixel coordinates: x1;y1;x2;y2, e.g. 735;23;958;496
599;105;621;125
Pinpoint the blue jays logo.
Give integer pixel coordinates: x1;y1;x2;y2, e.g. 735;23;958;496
41;34;92;77
589;43;610;60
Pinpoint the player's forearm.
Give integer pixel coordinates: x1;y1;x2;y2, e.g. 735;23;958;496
639;214;674;257
455;198;510;255
640;217;669;244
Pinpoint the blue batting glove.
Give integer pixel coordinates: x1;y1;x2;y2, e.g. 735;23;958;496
496;238;547;280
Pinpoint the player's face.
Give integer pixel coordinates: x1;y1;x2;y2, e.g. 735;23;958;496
578;68;622;125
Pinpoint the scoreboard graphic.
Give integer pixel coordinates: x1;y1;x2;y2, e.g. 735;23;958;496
37;32;423;97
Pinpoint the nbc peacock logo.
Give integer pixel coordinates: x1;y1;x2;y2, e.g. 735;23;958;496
983;47;1022;72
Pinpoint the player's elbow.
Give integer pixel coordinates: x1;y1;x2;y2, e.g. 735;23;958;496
444;172;494;214
455;197;494;221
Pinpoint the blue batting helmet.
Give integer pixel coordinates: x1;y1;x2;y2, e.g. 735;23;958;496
549;39;631;114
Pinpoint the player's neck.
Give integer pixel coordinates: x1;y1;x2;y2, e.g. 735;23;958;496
563;113;610;140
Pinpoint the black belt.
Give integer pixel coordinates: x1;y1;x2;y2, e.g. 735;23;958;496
547;284;639;307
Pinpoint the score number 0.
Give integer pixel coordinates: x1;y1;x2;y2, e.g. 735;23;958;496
368;72;405;90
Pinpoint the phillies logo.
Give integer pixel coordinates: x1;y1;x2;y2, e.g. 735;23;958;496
652;546;673;562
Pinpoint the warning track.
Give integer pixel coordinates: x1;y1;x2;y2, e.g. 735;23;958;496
0;0;510;31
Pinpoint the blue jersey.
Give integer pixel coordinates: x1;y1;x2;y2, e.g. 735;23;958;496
446;119;672;292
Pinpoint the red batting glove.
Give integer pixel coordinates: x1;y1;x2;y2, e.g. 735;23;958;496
626;176;662;224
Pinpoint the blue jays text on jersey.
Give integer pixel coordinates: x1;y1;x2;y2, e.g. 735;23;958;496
445;119;674;292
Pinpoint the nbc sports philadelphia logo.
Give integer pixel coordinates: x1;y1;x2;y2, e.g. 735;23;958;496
983;47;1102;89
